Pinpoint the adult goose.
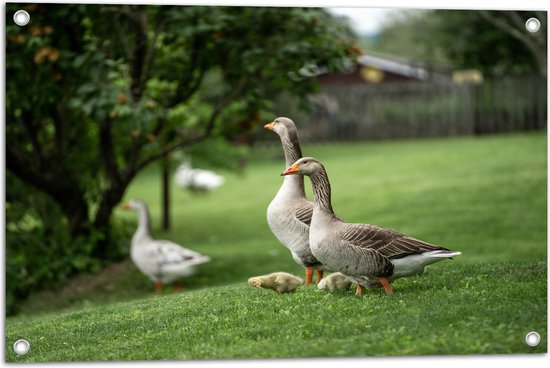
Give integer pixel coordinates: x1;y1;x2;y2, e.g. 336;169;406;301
264;117;325;285
282;157;461;295
122;199;210;291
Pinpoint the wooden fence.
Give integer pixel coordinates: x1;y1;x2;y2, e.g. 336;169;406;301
292;76;547;142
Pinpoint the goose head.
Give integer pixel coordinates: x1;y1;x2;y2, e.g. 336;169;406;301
121;198;147;212
248;277;263;288
264;117;297;137
281;157;323;177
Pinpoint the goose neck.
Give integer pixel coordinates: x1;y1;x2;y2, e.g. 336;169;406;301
310;168;334;214
281;170;306;196
133;205;153;243
280;130;303;167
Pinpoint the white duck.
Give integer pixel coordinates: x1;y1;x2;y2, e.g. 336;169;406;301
282;157;461;296
264;117;326;285
122;199;210;291
174;160;225;193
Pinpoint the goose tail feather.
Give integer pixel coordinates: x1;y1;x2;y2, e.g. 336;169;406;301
426;250;462;258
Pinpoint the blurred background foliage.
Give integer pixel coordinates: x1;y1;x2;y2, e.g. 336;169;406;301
362;9;546;77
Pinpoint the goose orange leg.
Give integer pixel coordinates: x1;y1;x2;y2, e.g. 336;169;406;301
155;281;163;292
305;267;314;285
173;282;183;292
316;270;325;284
379;277;393;295
355;284;365;296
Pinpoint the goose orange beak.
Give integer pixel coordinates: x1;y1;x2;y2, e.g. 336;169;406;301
121;203;131;210
264;122;275;130
281;163;300;176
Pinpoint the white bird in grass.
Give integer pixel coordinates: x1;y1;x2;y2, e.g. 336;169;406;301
122;199;210;291
174;160;225;193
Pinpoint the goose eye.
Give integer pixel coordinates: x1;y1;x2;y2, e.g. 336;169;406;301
303;160;308;164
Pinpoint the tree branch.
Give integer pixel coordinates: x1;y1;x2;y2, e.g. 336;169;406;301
142;12;167;86
101;6;133;60
169;35;208;107
206;76;250;132
504;11;529;33
100;5;140;22
52;84;73;158
101;5;149;101
480;10;547;77
479;11;528;45
99;117;122;186
134;134;210;173
133;76;250;172
20;111;45;164
121;34;210;175
129;9;148;101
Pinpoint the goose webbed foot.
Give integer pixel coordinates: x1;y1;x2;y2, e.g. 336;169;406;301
305;267;314;285
316;270;324;284
155;280;164;293
379;277;393;295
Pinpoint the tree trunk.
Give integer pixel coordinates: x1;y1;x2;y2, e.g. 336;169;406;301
91;180;129;260
58;191;91;239
161;154;171;230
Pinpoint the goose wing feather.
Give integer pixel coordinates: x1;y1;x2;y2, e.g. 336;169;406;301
294;201;313;226
341;224;449;260
149;240;209;266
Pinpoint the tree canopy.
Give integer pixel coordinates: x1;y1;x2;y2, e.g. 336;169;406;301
5;3;357;313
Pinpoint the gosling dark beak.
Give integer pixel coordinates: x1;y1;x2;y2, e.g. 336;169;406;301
281;163;300;176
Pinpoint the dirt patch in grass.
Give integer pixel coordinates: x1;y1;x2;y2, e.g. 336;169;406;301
18;260;147;315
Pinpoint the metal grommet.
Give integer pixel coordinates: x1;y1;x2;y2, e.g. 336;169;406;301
13;10;30;26
525;331;541;347
13;339;30;355
525;17;541;33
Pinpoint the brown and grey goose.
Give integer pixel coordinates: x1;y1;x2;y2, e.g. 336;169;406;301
282;157;461;295
264;117;325;285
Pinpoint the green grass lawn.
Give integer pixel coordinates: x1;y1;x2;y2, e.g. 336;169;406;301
6;132;547;361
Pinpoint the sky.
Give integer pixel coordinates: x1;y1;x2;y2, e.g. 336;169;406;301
328;7;401;36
